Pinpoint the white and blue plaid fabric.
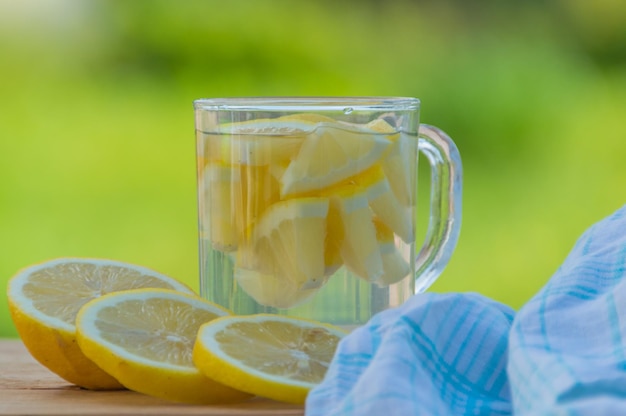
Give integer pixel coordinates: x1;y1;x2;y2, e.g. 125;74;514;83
306;204;626;415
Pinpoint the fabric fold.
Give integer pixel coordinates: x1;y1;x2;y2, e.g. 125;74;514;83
508;206;626;415
306;293;514;415
306;204;626;415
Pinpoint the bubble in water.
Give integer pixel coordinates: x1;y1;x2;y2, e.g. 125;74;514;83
343;107;354;115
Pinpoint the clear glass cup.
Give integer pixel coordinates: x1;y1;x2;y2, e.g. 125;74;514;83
194;97;462;328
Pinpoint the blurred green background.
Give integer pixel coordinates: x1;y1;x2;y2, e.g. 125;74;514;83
2;0;625;337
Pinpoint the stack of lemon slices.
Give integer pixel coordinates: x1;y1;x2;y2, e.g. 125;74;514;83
198;114;416;307
7;258;345;405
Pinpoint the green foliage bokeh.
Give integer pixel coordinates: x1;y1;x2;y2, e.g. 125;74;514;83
2;0;626;336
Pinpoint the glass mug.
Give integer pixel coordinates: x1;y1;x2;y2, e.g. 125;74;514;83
194;97;462;328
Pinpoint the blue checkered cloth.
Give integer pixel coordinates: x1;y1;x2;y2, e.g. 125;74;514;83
306;204;626;415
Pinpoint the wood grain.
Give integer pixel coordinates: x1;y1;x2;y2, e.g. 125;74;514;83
0;340;304;416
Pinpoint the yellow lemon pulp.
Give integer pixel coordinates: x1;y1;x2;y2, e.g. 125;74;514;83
213;117;315;166
6;258;195;390
234;267;321;309
236;197;330;305
280;122;391;196
200;163;282;251
372;217;412;286
193;314;346;405
326;183;383;282
76;288;251;404
304;165;414;282
200;164;242;251
355;165;415;244
367;118;418;207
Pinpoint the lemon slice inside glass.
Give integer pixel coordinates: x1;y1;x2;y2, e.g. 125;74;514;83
238;197;330;298
356;165;415;244
218;117;313;166
234;267;321;309
200;164;242;251
327;186;383;282
192;314;346;404
372;216;411;286
366;118;417;207
280;122;391;196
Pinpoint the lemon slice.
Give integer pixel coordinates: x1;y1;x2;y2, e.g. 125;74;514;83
200;164;242;251
239;197;330;295
219;117;312;166
200;163;282;252
75;288;251;404
6;258;195;390
234;267;321;309
327;185;383;282
280;121;391;196
372;217;411;286
237;164;282;240
192;314;346;404
367;119;417;207
357;165;415;244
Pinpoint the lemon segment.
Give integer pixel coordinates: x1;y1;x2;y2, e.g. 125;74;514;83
6;258;195;390
237;164;282;241
372;217;411;286
329;188;383;282
381;133;418;207
234;267;321;309
366;118;417;207
75;288;251;404
240;197;330;296
358;166;415;244
201;164;241;251
201;164;283;252
193;314;346;404
280;122;391;196
383;144;417;207
219;118;311;166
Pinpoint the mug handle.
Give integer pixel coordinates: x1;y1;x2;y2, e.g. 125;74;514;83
414;124;463;293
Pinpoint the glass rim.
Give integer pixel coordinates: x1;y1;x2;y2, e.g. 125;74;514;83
193;96;420;112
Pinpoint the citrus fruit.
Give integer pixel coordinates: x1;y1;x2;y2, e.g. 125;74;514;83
218;117;313;166
367;118;417;207
280;121;391;196
6;258;195;390
238;197;330;298
200;164;242;251
237;164;282;239
234;267;321;309
200;163;282;252
327;185;383;282
372;216;411;286
192;314;346;404
356;165;414;243
75;288;251;404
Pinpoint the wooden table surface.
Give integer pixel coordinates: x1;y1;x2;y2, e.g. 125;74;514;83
0;339;304;416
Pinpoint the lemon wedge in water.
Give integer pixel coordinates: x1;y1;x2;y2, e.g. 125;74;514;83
237;197;330;298
280;122;391;196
